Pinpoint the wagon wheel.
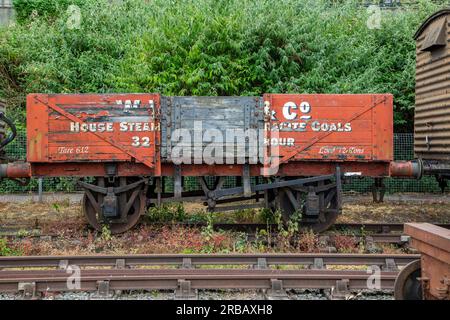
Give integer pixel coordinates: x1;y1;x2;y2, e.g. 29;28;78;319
82;177;146;234
394;259;422;300
274;181;340;233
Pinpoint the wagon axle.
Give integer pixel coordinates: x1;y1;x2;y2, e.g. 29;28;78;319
79;177;147;233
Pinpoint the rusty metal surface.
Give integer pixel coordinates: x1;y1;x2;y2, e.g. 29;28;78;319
4;221;446;245
167;221;449;234
389;160;421;178
0;253;419;269
0;162;31;178
405;223;450;263
414;10;450;160
404;223;450;300
28;160;391;178
3;221;443;245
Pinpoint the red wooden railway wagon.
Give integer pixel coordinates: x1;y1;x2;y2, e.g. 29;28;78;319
1;93;407;233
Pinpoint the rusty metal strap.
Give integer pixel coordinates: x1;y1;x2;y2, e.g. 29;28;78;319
34;96;155;169
279;97;388;164
78;179;147;195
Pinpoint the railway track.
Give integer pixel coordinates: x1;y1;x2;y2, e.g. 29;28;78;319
0;253;419;299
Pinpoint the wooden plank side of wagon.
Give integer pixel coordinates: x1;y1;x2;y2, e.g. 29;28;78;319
26;94;161;175
161;96;263;162
263;94;393;164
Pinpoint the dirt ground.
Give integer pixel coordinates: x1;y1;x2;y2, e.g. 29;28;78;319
0;192;449;228
0;192;448;256
338;198;450;224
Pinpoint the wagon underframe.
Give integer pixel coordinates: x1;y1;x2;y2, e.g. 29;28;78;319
77;167;343;233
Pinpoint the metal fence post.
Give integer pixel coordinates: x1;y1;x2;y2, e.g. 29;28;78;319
38;178;43;203
0;0;15;27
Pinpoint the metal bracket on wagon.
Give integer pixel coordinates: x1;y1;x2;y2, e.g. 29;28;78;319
212;174;336;199
78;178;148;195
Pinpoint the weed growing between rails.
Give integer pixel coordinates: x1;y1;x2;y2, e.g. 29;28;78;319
1;207;385;256
1;200;438;256
0;238;22;256
1;221;410;256
146;203;191;223
101;225;112;242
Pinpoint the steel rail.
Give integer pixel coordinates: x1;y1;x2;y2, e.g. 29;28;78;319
209;222;450;233
0;253;419;269
0;268;399;293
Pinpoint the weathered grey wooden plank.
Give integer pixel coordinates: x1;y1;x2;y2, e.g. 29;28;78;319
161;96;264;162
57;107;151;113
179;106;245;120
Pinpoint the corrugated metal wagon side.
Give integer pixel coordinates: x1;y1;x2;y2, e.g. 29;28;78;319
414;9;450;160
409;9;450;190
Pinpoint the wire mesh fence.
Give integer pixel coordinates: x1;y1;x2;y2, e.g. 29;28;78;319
0;132;442;194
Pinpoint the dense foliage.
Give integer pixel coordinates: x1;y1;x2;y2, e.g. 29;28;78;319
0;0;445;132
12;0;86;23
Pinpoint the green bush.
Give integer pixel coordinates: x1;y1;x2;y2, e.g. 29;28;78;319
0;0;445;131
13;0;86;22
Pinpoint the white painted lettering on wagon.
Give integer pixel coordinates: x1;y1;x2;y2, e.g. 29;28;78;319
319;146;364;155
281;101;311;121
69;122;159;133
70;122;113;132
264;138;295;146
116;99;140;109
57;146;89;154
282;101;297;120
311;121;352;132
269;101;354;132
